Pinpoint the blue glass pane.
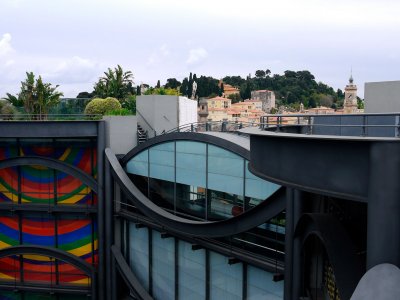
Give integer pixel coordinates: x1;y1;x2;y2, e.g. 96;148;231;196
149;143;175;182
208;173;243;196
152;230;175;300
126;150;148;177
178;241;206;300
176;141;206;187
176;141;206;155
210;252;242;300
208;145;244;178
245;162;280;200
247;266;283;300
129;224;149;290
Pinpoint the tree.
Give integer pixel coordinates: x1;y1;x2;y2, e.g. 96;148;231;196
8;72;64;119
156;80;160;88
255;70;266;78
93;65;134;101
76;91;94;99
164;78;181;89
1;93;24;107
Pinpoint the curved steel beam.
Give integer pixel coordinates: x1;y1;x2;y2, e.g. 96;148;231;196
121;132;250;165
0;245;95;276
0;156;98;192
295;214;364;300
0;245;97;298
107;148;285;237
112;245;153;300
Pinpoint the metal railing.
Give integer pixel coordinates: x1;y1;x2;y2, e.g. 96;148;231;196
162;120;261;135
0;114;102;121
259;113;400;138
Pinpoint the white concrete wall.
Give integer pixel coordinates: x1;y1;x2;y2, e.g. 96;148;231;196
178;96;198;127
137;95;197;135
365;81;400;113
103;116;137;155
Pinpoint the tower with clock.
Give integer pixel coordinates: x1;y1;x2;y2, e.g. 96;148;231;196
343;74;358;114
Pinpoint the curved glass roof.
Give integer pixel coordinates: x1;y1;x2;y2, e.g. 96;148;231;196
126;140;280;220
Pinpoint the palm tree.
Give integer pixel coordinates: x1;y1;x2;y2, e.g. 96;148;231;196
94;65;134;100
1;93;24;107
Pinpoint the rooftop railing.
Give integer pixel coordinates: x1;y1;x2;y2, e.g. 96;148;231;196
162;120;260;135
259;113;400;138
0;114;102;121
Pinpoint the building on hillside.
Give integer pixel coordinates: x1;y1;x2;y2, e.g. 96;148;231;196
219;80;240;98
343;75;358;114
206;97;264;123
251;90;276;113
208;96;231;109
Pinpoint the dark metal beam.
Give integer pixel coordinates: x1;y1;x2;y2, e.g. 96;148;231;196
111;245;154;300
0;121;99;137
121;132;250;165
0;156;98;192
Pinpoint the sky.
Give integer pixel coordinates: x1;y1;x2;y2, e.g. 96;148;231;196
1;0;400;98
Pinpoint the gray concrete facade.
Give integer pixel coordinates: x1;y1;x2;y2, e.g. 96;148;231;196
365;80;400;113
103;115;137;155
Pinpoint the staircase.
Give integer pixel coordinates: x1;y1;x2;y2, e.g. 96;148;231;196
137;124;148;144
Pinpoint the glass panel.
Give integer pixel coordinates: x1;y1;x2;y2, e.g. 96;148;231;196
0;214;19;249
0;167;18;203
56;171;93;205
126;150;149;177
0;138;18;159
58;262;90;286
176;141;206;187
152;230;175;300
129;223;149;290
149;142;174;182
245;161;280;207
178;241;206;300
22;254;57;284
149;178;174;211
176;183;206;219
0;256;20;282
210;252;242;300
20;165;54;204
22;213;55;247
58;215;95;266
53;139;95;175
247;265;283;300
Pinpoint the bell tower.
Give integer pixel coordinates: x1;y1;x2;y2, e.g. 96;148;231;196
344;73;358;114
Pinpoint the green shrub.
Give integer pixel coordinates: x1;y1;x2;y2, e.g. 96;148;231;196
84;97;121;115
105;108;132;116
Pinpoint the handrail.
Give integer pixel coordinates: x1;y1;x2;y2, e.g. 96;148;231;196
136;109;156;136
259;113;400;138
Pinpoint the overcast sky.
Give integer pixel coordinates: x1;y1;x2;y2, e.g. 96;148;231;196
1;0;399;98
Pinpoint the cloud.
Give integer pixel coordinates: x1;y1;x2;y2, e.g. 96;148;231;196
0;33;14;56
147;44;170;66
44;56;102;84
186;47;208;65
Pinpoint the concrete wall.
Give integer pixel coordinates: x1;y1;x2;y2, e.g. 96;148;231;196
103;116;137;155
137;95;197;136
137;95;179;137
178;96;197;127
365;81;400;113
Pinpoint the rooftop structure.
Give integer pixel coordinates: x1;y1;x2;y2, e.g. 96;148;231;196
0;106;399;299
